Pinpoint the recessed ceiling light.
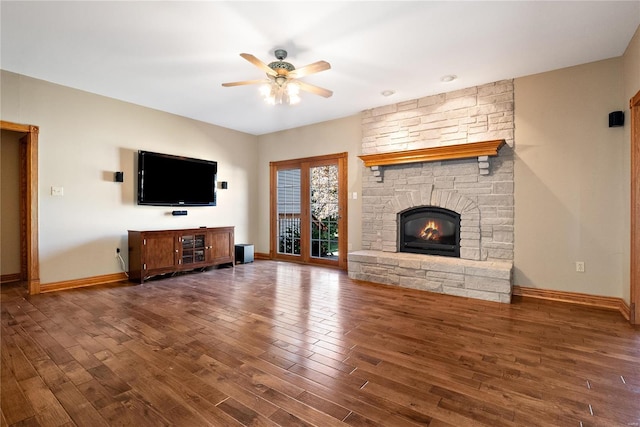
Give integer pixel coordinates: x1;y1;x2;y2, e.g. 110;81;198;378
441;75;457;83
381;90;395;97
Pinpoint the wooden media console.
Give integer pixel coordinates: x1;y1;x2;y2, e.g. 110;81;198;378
128;226;234;283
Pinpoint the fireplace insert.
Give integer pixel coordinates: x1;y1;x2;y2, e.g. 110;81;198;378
399;206;460;257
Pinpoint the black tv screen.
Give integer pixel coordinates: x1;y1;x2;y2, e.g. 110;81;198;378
137;150;217;206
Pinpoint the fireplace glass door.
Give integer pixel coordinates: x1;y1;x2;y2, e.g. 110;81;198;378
399;207;460;257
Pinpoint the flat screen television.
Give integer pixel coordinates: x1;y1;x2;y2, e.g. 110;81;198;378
137;150;217;206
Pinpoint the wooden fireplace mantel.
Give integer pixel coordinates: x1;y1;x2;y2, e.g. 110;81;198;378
358;139;506;168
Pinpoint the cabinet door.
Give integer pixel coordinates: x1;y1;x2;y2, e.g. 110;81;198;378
144;234;176;270
180;233;206;265
208;229;233;263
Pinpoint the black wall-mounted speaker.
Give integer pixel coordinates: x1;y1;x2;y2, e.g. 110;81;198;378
114;171;124;182
609;111;624;127
221;181;228;189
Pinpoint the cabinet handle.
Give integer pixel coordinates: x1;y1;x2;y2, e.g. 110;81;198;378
175;249;178;253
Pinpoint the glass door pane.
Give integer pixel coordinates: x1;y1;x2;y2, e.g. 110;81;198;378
276;168;301;256
310;165;339;260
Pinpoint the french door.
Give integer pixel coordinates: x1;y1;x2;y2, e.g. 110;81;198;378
270;152;347;269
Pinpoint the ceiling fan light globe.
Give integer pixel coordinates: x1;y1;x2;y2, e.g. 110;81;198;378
289;94;301;105
259;84;271;97
287;83;300;96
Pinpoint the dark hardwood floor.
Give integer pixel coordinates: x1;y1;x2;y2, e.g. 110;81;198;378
2;261;639;426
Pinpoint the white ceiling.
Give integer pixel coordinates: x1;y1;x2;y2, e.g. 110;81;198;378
1;1;638;136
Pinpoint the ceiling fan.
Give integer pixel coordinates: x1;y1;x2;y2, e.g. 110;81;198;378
222;49;332;105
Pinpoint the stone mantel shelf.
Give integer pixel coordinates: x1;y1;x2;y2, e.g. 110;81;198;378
358;139;506;168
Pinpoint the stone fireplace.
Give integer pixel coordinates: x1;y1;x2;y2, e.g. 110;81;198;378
348;80;515;303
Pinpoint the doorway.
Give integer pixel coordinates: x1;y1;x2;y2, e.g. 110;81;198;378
270;152;347;269
0;121;40;295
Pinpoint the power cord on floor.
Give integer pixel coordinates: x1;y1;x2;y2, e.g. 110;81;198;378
116;249;129;278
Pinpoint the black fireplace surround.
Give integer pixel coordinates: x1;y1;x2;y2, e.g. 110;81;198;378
399;206;461;257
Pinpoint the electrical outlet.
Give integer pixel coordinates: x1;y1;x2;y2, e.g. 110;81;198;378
576;261;585;273
115;248;120;258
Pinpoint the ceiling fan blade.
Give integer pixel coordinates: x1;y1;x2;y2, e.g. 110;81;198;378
240;53;277;76
296;80;333;98
289;61;331;78
221;79;269;87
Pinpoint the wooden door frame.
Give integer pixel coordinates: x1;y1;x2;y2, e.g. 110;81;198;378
269;152;348;270
1;120;40;295
630;91;640;324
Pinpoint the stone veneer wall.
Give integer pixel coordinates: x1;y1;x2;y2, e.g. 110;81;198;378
363;153;515;261
360;80;515;262
362;80;515;154
349;80;515;303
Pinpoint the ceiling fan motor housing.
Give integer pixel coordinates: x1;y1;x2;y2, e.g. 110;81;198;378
269;61;295;73
269;49;295;74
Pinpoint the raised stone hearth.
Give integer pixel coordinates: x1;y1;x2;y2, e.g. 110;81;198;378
350;80;515;303
348;250;512;303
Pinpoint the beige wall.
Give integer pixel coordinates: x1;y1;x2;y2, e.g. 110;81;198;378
256;115;363;255
1;130;21;276
514;58;627;299
1;70;259;284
